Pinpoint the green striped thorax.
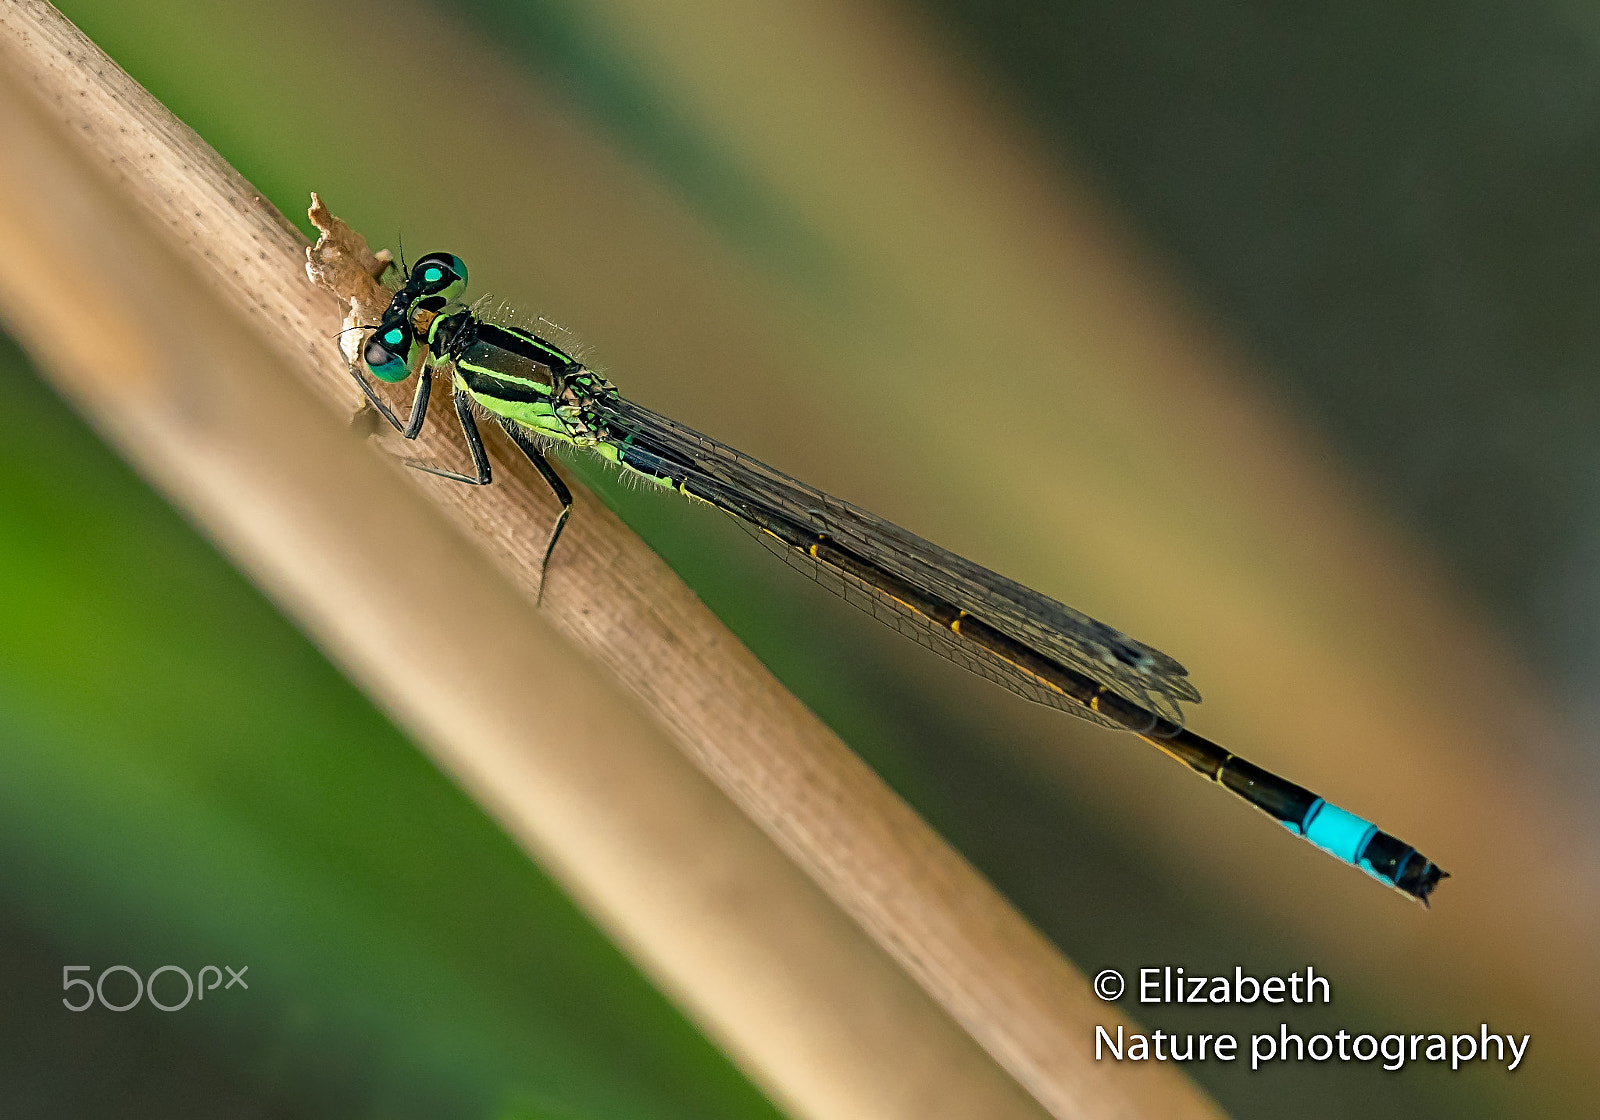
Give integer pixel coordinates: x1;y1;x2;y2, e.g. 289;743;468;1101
425;306;623;453
426;308;579;406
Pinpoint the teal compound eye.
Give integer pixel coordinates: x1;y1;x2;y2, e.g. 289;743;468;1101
409;252;468;303
363;320;416;382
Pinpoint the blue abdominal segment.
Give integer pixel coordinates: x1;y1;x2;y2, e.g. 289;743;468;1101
1298;800;1379;864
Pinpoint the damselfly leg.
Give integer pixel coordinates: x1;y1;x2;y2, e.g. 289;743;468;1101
402;389;492;486
348;359;433;439
496;416;574;594
401;387;574;600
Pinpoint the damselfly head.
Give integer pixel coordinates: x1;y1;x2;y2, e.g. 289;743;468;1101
363;317;418;383
378;251;470;328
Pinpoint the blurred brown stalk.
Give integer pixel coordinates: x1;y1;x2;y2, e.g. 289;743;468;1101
0;3;1226;1118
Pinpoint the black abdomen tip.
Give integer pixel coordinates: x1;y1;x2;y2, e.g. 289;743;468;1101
1398;859;1448;906
1362;830;1448;905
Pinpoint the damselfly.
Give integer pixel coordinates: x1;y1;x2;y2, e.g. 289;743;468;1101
349;251;1447;904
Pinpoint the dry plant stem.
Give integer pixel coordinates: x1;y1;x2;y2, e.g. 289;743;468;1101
0;4;1224;1119
0;42;1057;1120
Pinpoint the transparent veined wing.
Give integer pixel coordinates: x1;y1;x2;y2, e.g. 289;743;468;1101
587;394;1200;728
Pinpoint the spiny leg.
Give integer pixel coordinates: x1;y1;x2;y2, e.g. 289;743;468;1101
399;391;573;602
347;358;404;432
496;417;573;603
400;367;433;439
348;358;433;439
403;388;492;485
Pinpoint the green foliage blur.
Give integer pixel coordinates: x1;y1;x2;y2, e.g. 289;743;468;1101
0;333;785;1118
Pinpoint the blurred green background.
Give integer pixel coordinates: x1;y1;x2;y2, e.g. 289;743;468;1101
4;1;1597;1117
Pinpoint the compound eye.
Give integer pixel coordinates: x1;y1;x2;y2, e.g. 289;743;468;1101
363;321;414;382
411;252;468;302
